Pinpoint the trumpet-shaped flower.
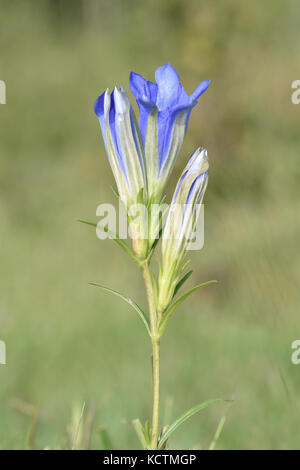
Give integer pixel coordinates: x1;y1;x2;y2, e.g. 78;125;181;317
94;87;146;208
158;147;209;312
94;87;149;258
130;63;210;202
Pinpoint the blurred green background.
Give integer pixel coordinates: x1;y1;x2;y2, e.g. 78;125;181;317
1;0;300;450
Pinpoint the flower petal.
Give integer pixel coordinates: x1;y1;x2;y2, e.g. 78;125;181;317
155;62;182;109
129;72;157;146
191;80;210;101
157;103;194;172
129;71;157;104
94;89;110;135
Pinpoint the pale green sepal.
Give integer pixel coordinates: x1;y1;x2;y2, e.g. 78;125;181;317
172;270;193;298
147;227;163;262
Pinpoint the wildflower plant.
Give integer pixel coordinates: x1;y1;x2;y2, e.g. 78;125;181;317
80;63;227;449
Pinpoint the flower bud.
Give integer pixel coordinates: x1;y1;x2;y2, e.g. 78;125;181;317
94;87;146;208
158;148;209;312
94;87;148;258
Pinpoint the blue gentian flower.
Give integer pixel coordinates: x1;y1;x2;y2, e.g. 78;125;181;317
94;87;146;208
158;147;209;311
94;87;149;258
130;63;210;202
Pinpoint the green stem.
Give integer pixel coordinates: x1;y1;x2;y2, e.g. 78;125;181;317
141;262;160;450
151;336;160;449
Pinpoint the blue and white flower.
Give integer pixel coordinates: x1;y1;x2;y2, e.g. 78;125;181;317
94;87;150;258
130;63;210;202
94;87;146;208
158;147;209;312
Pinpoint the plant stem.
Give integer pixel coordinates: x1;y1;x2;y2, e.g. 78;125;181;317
151;336;160;449
141;262;160;450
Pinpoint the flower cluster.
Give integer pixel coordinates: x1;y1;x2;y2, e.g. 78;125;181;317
94;63;210;310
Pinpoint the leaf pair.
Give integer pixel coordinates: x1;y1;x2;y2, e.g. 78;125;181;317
89;278;217;339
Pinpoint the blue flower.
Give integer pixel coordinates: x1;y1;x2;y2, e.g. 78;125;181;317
130;63;210;201
94;87;146;208
158;148;209;311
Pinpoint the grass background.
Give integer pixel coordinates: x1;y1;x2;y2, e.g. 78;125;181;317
1;0;300;449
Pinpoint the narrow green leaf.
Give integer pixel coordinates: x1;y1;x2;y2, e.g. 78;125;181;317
76;218;97;228
173;270;193;298
179;259;191;275
158;425;169;450
76;219;139;264
110;186;119;199
132;419;148;450
150;227;163;253
89;282;151;337
110;188;129;218
159;280;218;335
158;398;226;449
